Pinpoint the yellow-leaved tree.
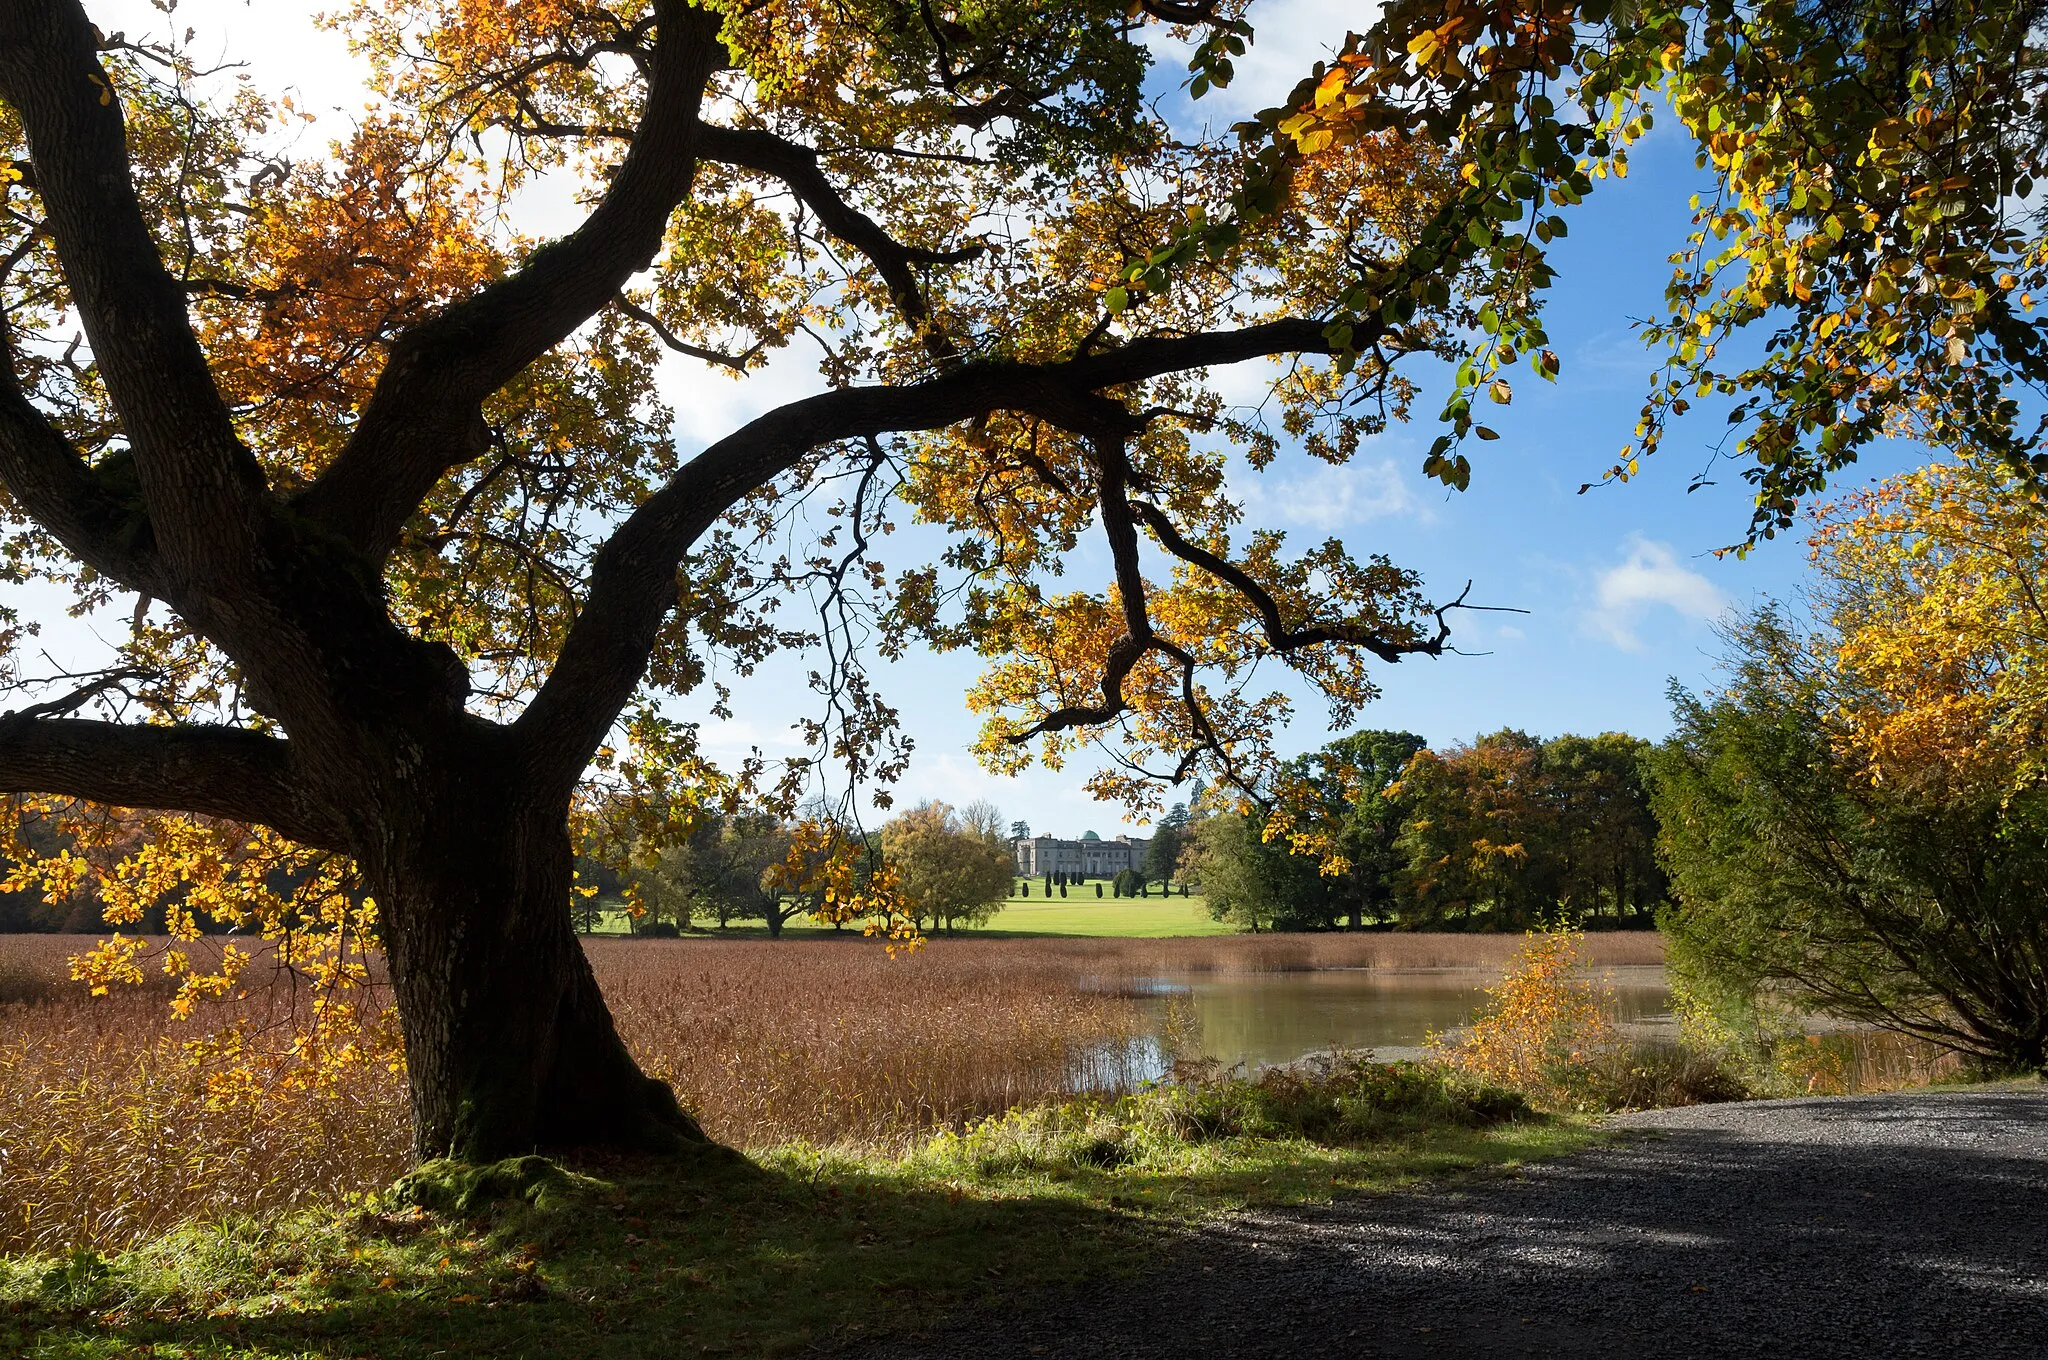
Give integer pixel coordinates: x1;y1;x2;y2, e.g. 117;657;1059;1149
1811;460;2048;799
879;801;1012;935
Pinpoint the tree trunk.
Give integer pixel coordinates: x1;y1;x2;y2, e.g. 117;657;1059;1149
367;756;706;1162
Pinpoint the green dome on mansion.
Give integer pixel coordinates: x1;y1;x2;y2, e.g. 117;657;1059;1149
1080;830;1101;841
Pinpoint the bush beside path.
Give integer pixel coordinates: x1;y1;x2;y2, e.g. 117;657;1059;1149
864;1085;2048;1359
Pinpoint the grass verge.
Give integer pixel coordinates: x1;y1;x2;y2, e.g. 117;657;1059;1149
962;894;1225;937
1;1064;1595;1359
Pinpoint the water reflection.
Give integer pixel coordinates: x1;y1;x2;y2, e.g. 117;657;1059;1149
1078;965;1675;1089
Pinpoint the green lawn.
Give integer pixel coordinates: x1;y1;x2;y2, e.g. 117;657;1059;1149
964;892;1229;937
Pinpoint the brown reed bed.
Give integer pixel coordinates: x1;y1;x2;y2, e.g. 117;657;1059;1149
906;931;1667;977
589;932;1667;1149
0;934;409;1257
593;937;1150;1151
0;928;1661;1255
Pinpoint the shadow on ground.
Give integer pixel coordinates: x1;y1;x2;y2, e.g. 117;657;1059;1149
3;1123;1572;1359
5;1156;1154;1359
16;1092;2037;1358
860;1088;2048;1360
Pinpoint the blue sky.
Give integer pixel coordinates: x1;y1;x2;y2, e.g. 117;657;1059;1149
34;0;1931;841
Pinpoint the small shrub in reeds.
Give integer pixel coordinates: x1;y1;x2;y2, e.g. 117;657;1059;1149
1431;926;1744;1112
1429;928;1618;1101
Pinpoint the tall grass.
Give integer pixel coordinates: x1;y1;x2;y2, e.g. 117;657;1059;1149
593;938;1153;1148
0;929;1663;1255
0;937;409;1256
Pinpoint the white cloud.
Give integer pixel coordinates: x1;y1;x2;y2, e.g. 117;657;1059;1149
1584;536;1729;652
661;344;829;449
695;716;807;758
1236;457;1428;531
1205;353;1291;410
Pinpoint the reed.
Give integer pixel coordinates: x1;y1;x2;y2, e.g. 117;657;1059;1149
592;937;1153;1150
0;929;1659;1255
0;969;410;1256
956;931;1665;976
1772;1028;1969;1096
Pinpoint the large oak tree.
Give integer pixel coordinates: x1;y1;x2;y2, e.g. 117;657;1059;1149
0;0;1471;1161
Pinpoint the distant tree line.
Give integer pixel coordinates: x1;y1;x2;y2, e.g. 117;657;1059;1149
1182;728;1665;932
568;797;1014;938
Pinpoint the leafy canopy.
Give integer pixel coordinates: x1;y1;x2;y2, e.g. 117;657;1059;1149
0;0;1487;1009
1268;0;2048;540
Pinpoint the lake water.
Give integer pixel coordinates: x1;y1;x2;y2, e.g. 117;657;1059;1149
1087;965;1674;1085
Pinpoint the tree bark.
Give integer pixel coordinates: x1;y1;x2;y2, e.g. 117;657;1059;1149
361;738;703;1162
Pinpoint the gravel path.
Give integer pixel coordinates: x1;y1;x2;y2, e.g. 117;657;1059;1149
864;1087;2048;1358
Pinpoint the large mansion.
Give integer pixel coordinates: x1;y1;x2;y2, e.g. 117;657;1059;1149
1013;831;1150;878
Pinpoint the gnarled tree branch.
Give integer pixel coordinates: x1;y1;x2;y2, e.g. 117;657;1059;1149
698;125;984;365
0;0;268;581
610;294;765;371
1006;429;1459;759
1125;498;1436;663
0;717;342;847
0;326;163;593
293;0;728;563
513;316;1345;794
